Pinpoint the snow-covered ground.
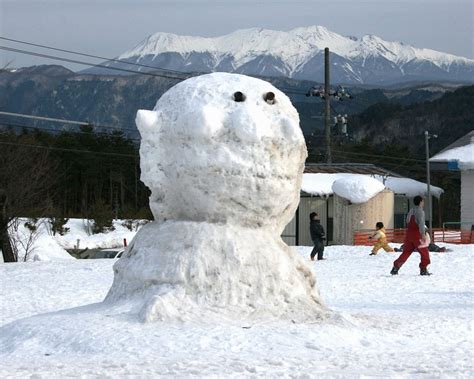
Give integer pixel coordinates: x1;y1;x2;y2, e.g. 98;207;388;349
1;244;472;377
4;218;142;262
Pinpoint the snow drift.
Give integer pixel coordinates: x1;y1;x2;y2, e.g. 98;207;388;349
105;73;326;322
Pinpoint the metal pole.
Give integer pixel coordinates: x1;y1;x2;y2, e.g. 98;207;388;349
324;47;331;164
425;131;433;237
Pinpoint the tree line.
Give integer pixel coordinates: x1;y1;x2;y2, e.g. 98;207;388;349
0;126;152;262
0;117;462;262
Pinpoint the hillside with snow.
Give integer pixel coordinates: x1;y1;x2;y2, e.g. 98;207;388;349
86;26;474;85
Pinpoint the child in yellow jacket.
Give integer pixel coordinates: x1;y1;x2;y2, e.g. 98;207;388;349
369;222;395;255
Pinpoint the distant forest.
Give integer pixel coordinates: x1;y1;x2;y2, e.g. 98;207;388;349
0;121;463;231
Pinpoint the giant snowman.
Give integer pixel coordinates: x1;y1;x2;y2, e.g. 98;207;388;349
105;73;326;322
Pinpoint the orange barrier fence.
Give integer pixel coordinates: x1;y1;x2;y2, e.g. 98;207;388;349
354;228;474;245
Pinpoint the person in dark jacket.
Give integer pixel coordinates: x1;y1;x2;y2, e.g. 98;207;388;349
309;212;325;261
390;196;432;276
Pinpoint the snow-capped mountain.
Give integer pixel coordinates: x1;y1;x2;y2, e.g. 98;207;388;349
89;26;474;85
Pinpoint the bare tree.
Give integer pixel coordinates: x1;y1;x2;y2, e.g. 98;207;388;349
0;133;56;262
8;218;42;261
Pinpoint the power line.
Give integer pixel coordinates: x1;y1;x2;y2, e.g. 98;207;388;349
1;115;425;164
1;134;425;172
1;37;402;110
331;149;425;163
306;152;424;172
0;116;424;164
0;45;187;80
0;36;193;76
0;38;318;97
0;110;89;126
0;121;141;142
0;140;138;158
0;111;140;134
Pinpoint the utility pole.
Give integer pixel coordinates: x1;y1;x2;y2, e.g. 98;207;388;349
424;130;437;237
324;47;331;164
306;48;352;163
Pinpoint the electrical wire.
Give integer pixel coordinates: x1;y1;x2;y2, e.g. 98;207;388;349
331;149;425;163
0;122;141;142
0;140;139;158
0;111;141;134
0;45;187;80
0;36;191;75
0;39;319;96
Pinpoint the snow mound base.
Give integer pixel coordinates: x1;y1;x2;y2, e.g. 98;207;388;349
106;221;324;322
105;73;326;322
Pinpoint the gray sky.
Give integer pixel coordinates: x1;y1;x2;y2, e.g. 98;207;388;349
1;0;473;70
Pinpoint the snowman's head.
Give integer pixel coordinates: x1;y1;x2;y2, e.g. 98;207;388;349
137;72;307;232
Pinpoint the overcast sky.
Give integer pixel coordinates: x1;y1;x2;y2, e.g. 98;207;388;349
1;0;473;70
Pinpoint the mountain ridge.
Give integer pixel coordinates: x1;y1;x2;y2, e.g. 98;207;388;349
83;26;474;85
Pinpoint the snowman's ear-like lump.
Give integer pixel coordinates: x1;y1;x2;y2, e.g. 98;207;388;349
136;110;161;139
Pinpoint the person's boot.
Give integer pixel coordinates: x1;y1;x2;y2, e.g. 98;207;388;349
390;266;399;275
420;268;432;276
369;252;377;256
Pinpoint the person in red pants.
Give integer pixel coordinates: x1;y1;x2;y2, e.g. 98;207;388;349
390;196;432;276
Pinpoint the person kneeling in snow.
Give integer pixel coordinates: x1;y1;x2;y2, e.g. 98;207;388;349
369;222;395;255
310;212;325;261
394;229;447;253
390;196;432;276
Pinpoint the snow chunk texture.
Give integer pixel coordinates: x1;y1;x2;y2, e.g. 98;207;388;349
107;222;322;322
136;72;304;230
332;176;385;204
106;73;325;322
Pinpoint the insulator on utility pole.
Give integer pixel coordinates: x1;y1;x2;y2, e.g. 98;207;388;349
306;50;353;160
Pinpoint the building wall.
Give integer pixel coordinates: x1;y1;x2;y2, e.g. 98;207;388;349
394;196;410;228
298;196;329;246
281;213;297;246
461;170;474;229
281;195;330;246
333;189;395;245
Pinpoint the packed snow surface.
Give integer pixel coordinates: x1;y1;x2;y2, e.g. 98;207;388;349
430;143;474;169
108;72;324;322
0;244;472;377
302;173;443;199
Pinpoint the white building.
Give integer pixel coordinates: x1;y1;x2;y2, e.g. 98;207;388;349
430;131;474;230
282;164;443;246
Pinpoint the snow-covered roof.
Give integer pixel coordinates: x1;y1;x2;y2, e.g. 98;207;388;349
301;173;443;202
332;175;385;204
430;142;474;170
381;176;444;198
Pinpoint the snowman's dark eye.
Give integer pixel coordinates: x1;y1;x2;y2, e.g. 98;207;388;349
233;91;246;102
264;92;275;104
